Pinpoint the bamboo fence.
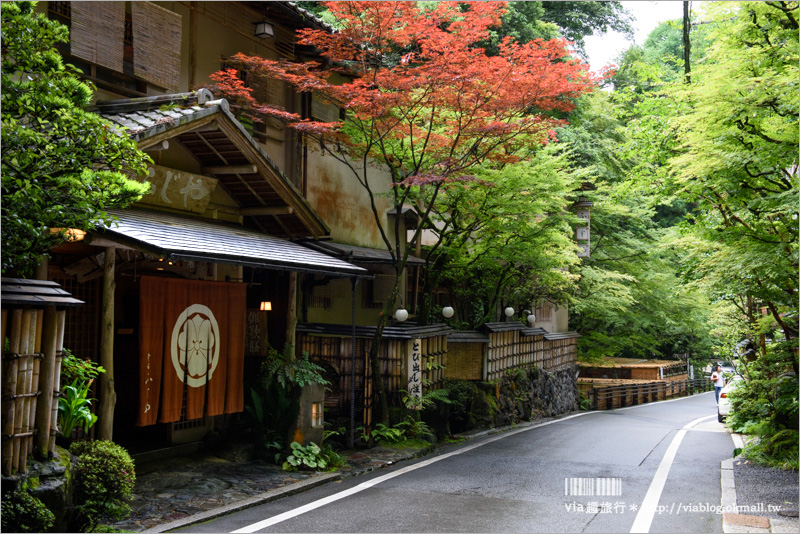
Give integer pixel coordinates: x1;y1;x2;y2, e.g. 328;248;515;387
2;278;80;476
299;328;448;429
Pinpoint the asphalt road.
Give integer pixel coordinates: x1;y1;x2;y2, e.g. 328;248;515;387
176;391;733;533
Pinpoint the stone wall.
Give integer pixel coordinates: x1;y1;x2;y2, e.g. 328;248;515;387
493;365;579;426
1;446;74;532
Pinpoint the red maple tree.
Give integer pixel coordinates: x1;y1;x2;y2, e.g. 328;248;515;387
209;1;598;422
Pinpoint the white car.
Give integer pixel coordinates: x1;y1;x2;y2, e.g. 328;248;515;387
717;376;743;422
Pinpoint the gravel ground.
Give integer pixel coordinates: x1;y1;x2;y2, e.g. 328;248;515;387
733;459;799;520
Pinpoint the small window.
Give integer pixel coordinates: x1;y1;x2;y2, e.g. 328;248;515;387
311;402;324;428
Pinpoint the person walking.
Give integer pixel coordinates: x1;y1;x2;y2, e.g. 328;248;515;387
711;365;726;403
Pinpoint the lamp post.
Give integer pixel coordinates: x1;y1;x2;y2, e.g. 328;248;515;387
442;306;454;319
394;308;409;322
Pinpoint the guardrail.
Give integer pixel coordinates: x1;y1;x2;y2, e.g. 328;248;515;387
580;378;714;411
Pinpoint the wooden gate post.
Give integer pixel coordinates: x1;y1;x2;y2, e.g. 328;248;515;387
98;247;117;440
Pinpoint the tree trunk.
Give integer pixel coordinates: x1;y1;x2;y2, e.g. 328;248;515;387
683;1;691;83
98;247;116;440
286;271;298;356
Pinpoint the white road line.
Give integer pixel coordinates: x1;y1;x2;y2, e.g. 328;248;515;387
233;394;715;534
629;414;716;533
231;411;591;533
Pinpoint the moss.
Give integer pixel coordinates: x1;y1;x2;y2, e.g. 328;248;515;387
383;438;432;450
21;476;41;490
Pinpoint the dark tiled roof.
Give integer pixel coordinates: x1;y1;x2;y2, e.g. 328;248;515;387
97;209;368;278
90;90;329;240
1;278;84;307
543;331;581;340
448;330;490;343
297;322;452;340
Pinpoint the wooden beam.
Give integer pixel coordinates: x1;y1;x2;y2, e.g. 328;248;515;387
240;206;294;216
202;164;258;175
143;140;170;151
84;236;137;250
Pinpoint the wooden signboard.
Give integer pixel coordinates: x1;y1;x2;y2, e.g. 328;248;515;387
139;165;218;213
407;338;422;408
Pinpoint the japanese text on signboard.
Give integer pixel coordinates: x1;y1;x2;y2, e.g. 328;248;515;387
408;338;422;407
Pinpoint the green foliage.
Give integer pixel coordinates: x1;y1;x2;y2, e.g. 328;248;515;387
578;391;592;411
1;1;151;276
244;387;293;461
401;387;453;412
58;379;98;437
442;379;499;433
359;423;406;445
69;440;136;532
282;441;328;471
60;349;105;388
263;344;329;391
1;487;55;533
727;340;798;469
395;416;436;442
317;443;347;470
418;151;582;327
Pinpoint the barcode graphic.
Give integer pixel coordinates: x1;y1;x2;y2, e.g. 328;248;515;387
565;478;622;496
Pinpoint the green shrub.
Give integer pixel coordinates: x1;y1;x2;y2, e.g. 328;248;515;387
69;440;136;532
443;379;498;433
359;422;406;444
318;443;347;470
245;386;296;461
1;487;55;533
60;349;105;385
397;416;436;442
282;441;327;471
727;342;799;470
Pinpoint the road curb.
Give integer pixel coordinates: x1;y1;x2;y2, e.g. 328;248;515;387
142;472;342;533
721;432;791;534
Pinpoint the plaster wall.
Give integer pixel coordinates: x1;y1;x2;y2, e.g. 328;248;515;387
305;151;396;250
155;1;290;170
304;267;406;327
531;304;569;334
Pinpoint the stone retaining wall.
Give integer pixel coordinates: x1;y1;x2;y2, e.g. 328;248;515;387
494;365;579;426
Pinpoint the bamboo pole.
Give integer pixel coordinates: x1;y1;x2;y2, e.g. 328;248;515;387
35;306;58;459
98;247;116;440
51;310;66;452
2;309;22;475
21;310;39;471
1;308;7;352
28;310;44;463
14;310;32;473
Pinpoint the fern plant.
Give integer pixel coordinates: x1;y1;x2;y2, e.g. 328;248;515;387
263;344;329;390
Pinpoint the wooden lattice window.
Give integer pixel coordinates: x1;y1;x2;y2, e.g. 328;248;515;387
48;1;71;18
53;277;102;361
